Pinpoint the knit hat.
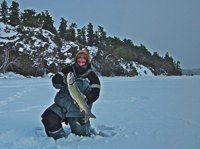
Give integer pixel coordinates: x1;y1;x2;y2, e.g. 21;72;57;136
75;50;90;62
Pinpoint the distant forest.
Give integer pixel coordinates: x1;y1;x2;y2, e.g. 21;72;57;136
0;0;182;77
182;69;200;76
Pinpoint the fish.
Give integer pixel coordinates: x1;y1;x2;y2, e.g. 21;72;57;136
67;72;96;123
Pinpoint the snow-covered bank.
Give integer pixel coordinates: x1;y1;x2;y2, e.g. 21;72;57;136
0;76;200;149
0;72;26;79
0;72;54;79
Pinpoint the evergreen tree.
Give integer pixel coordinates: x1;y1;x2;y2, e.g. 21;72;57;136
86;22;94;46
76;29;82;44
152;52;163;75
97;25;107;55
98;25;107;44
81;26;86;45
174;60;182;75
8;1;20;27
152;52;160;67
53;33;62;48
164;52;170;62
58;17;67;39
123;38;133;61
66;23;77;42
35;13;45;28
164;52;176;75
21;9;36;27
76;26;86;49
111;36;123;49
42;10;56;34
16;53;34;76
93;30;99;47
0;0;9;24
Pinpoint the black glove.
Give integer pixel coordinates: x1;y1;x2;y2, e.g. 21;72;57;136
85;98;89;105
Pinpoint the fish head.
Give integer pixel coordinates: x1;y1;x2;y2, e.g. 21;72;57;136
67;72;75;85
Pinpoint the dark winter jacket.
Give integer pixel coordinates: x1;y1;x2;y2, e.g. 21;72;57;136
51;63;100;117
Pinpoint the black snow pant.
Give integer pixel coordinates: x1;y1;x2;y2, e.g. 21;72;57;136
41;109;91;140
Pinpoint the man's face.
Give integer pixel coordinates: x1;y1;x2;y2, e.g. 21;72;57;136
77;58;86;66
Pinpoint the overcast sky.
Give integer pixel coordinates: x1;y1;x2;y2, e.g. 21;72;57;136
5;0;200;69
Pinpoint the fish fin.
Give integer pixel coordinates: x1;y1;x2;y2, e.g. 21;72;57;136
76;121;81;126
73;99;77;104
77;106;84;112
80;107;84;112
84;112;96;123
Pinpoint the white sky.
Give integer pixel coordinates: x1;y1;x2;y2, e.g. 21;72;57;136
4;0;200;69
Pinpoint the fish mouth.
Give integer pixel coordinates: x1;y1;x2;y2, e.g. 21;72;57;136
67;72;75;85
69;72;72;77
67;72;73;79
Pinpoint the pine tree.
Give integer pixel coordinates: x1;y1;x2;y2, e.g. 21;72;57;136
174;60;182;75
93;30;99;47
35;13;45;28
111;36;123;48
97;25;107;55
86;22;94;46
98;25;107;43
77;29;82;44
0;0;9;24
164;52;176;75
66;23;77;42
81;26;86;45
152;52;163;75
21;9;36;27
8;1;20;27
42;10;56;34
123;38;133;61
58;17;67;39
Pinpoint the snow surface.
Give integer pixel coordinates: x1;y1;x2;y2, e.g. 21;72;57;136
0;74;200;149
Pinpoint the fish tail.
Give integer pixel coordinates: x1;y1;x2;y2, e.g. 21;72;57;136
84;112;96;123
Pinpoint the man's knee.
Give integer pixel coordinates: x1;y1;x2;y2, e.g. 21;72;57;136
41;109;62;132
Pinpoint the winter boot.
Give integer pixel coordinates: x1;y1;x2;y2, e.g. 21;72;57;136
48;127;67;140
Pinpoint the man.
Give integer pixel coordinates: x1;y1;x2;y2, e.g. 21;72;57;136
41;50;101;140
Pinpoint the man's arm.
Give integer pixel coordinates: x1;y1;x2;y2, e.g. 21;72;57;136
86;71;101;105
52;66;73;89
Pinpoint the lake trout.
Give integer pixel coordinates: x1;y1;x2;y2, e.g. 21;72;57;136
67;72;96;123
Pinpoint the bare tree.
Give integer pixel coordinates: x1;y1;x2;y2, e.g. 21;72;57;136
0;46;20;74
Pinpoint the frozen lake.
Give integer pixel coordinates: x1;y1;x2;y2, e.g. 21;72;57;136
0;75;200;149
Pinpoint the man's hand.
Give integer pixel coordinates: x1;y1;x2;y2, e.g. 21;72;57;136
85;98;89;105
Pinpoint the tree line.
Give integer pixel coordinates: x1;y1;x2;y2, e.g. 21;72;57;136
0;0;182;76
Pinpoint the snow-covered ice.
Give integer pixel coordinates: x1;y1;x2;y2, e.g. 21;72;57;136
0;74;200;149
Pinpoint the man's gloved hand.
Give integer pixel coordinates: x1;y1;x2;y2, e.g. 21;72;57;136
85;98;89;105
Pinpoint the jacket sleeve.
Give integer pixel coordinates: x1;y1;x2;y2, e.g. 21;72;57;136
86;71;101;105
52;66;73;89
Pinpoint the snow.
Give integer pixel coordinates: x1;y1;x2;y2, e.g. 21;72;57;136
0;72;26;79
0;73;200;149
